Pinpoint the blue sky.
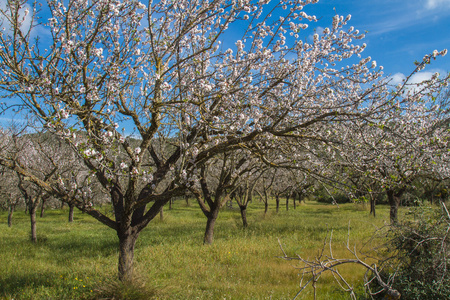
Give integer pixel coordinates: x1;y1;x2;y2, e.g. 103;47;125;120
1;0;450;128
303;0;450;84
1;0;448;83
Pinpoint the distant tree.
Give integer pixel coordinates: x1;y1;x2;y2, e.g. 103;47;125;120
335;82;449;224
0;166;22;227
1;128;76;241
232;161;262;228
189;152;249;244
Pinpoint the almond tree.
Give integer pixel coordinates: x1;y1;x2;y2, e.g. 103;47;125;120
1;0;447;281
0;166;22;227
332;74;450;224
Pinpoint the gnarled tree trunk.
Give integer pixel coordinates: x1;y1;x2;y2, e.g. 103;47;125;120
204;209;219;245
386;189;404;225
117;228;139;282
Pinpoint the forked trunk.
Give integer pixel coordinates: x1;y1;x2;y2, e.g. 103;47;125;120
68;204;75;222
30;205;37;243
239;205;248;228
118;229;139;282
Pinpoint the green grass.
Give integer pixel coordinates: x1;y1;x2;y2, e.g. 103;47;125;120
0;200;396;299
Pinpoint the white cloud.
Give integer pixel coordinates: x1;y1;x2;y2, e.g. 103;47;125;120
388;70;445;95
409;71;435;84
389;72;406;86
426;0;450;9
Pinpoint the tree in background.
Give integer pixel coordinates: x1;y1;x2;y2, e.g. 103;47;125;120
333;79;449;224
0;128;76;241
0;166;22;227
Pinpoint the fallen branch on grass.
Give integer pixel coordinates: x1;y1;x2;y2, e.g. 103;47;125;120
278;224;401;300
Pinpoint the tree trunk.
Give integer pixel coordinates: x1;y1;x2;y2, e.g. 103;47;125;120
68;204;75;222
39;197;46;218
203;209;219;245
159;207;164;221
8;204;15;227
285;194;290;211
370;194;376;217
387;190;400;225
264;201;268;214
293;192;297;209
117;230;139;282
169;198;173;210
275;195;280;213
30;205;37;243
239;205;248;228
204;216;216;245
185;194;190;206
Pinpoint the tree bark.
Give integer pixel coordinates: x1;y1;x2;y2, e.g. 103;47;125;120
264;201;268;214
370;194;376;217
293;192;297;209
239;205;248;228
8;204;15;227
203;207;220;245
30;205;37;243
275;195;280;213
117;229;139;282
204;215;217;245
387;189;401;225
285;194;290;211
68;203;75;222
159;207;164;221
39;197;46;218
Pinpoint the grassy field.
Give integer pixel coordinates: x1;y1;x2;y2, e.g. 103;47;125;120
0;199;397;299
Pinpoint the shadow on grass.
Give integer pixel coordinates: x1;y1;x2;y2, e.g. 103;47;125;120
48;236;118;259
0;271;85;299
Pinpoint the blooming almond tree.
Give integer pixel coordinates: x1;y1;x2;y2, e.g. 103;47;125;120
329;67;450;224
1;0;447;281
